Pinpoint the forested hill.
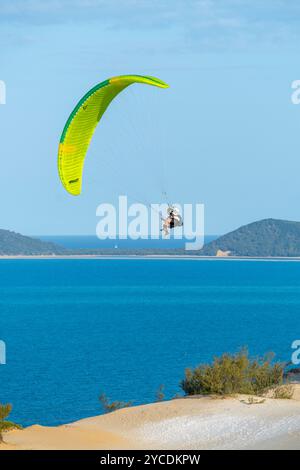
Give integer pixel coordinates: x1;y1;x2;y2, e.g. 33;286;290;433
0;229;64;255
200;219;300;257
2;218;300;257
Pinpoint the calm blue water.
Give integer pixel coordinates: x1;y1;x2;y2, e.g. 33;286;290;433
37;235;218;250
1;259;300;427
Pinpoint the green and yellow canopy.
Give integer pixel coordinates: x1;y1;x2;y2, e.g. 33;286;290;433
58;74;169;196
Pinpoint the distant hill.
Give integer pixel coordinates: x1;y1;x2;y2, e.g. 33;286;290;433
2;218;300;257
200;219;300;257
0;229;64;255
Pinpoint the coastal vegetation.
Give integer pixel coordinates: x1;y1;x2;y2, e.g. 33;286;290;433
3;217;300;257
0;229;63;255
99;393;133;413
0;404;21;443
200;218;300;257
272;384;294;399
181;350;286;397
155;384;165;402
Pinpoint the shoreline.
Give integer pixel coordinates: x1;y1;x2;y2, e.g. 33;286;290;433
1;254;300;261
2;387;300;450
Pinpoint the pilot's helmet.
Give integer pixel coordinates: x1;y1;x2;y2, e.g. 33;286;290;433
168;206;179;215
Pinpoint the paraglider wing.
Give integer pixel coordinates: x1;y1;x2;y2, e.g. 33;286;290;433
58;75;169;196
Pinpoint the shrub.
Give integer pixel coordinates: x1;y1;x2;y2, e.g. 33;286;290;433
241;396;266;405
155;385;165;402
0;404;22;444
272;384;294;399
99;393;132;414
181;350;284;396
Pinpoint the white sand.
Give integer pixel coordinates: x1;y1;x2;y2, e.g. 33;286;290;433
2;387;300;450
131;399;300;449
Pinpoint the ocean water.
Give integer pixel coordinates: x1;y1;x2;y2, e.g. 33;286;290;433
37;234;218;250
1;259;300;427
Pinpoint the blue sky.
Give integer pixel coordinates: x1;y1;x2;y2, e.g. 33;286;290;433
1;0;300;235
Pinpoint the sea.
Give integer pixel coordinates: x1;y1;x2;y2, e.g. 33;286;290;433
1;251;300;427
38;235;218;250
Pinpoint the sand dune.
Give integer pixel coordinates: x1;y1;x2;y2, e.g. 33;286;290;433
2;386;300;450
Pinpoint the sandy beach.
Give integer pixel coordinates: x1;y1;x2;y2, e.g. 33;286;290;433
2;386;300;450
1;254;300;261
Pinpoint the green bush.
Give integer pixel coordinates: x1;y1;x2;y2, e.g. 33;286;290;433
0;404;22;443
272;384;294;399
99;393;133;414
181;350;284;396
